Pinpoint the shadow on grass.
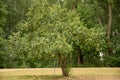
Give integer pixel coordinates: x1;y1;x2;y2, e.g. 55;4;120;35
19;75;61;80
0;75;78;80
0;75;93;80
18;75;76;80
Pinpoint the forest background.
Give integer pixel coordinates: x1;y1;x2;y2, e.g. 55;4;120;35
0;0;120;73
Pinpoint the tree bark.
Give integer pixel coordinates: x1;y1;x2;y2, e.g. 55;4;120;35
107;3;112;54
77;53;80;66
77;49;84;67
57;53;68;76
107;3;112;40
97;15;103;27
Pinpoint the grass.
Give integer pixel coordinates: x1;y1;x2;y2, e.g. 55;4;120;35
0;68;120;80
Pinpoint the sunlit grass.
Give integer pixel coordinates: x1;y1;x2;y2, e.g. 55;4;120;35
0;68;120;80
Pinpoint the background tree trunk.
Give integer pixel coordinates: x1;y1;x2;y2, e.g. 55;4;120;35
107;3;112;40
77;49;84;67
107;3;112;54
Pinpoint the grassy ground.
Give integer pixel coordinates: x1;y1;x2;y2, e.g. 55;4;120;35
0;68;120;80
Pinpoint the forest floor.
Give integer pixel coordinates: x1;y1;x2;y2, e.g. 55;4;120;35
0;68;120;80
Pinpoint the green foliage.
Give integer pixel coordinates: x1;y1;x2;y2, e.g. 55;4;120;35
0;0;7;27
0;0;119;69
0;36;6;68
104;55;120;67
4;0;32;37
8;0;75;69
108;0;114;4
7;0;107;76
0;0;7;68
77;1;105;28
64;0;79;9
73;27;105;52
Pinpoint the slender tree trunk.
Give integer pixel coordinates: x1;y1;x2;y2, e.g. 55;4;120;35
57;53;69;76
77;53;80;66
97;15;103;27
107;3;112;40
107;3;112;54
77;49;84;67
21;9;25;20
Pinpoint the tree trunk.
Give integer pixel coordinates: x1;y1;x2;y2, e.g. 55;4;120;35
21;9;25;20
97;15;103;27
107;3;112;40
57;53;69;76
77;53;80;66
107;3;112;54
77;49;84;66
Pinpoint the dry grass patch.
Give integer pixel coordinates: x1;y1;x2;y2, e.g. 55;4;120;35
0;68;120;80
